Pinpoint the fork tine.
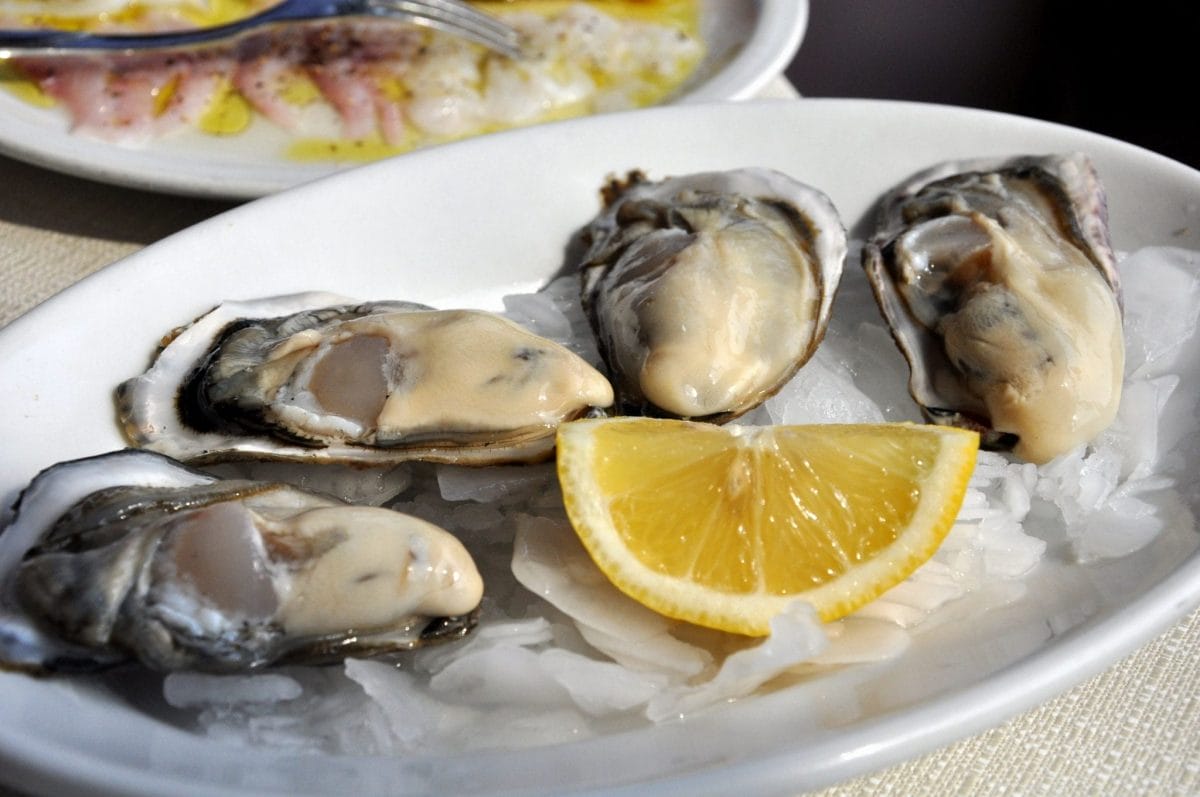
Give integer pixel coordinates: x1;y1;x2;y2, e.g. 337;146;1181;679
411;0;516;37
398;0;521;50
372;0;522;58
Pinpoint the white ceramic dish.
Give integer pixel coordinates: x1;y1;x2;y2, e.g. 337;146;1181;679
0;0;806;199
1;99;1199;796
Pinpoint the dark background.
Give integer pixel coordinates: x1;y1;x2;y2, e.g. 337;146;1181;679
784;2;1199;170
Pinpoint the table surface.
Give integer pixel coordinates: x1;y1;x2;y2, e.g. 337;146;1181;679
0;76;1198;797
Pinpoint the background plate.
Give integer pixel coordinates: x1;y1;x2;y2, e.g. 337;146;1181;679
0;0;807;199
0;99;1198;796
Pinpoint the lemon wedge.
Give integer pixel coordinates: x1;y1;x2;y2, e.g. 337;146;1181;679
556;418;979;635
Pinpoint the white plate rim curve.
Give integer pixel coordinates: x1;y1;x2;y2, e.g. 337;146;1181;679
0;0;807;200
0;98;1198;796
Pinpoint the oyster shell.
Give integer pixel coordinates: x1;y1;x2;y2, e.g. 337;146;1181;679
117;293;614;466
575;168;847;422
862;153;1123;463
0;450;483;673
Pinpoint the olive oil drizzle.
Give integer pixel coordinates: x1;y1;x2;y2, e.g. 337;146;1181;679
0;0;701;159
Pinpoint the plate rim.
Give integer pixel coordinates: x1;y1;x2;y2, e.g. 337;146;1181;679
0;0;807;200
1;97;1199;796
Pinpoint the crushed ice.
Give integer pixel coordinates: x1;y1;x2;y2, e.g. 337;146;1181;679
173;247;1200;754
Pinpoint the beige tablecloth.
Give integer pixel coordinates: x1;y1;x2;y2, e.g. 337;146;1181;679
1;77;1198;796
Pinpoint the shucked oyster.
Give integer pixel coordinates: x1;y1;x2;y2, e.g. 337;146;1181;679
862;153;1123;463
0;450;483;673
118;293;614;466
575;168;847;422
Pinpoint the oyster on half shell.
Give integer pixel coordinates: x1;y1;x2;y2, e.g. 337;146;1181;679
574;168;847;422
862;153;1123;464
117;293;614;466
0;450;482;673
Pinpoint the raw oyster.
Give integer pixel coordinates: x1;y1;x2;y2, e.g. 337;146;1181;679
862;153;1123;463
117;293;614;466
0;450;483;673
574;168;847;421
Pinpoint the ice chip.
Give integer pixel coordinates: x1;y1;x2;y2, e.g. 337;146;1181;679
437;462;556;503
503;288;575;343
540;648;669;715
164;672;303;708
765;351;885;424
1120;247;1200;379
430;645;575;709
645;601;828;721
511;515;713;678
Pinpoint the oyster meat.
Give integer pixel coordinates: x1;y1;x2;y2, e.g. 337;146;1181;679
0;450;483;673
574;168;847;421
862;153;1123;463
118;293;614;466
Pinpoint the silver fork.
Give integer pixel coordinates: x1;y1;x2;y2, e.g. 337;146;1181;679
0;0;522;59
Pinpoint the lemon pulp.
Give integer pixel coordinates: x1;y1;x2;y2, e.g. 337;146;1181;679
557;418;979;635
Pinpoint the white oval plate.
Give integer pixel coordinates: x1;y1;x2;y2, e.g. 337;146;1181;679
0;0;806;199
1;99;1199;796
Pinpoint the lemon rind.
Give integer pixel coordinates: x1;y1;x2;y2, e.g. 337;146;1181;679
557;419;980;637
